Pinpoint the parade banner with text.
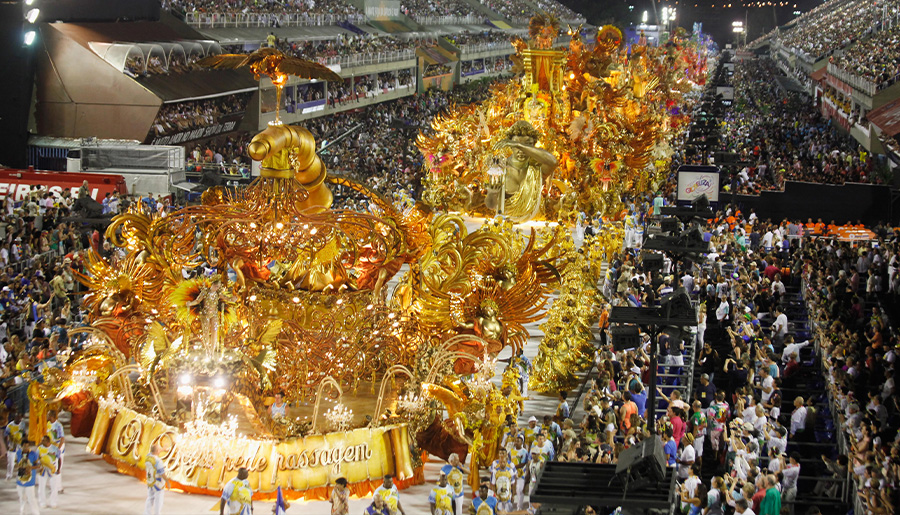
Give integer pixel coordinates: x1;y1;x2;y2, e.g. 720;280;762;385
87;405;421;500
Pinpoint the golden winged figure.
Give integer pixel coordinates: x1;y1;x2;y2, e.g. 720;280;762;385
196;47;342;124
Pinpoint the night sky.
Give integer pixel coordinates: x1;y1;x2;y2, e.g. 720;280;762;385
559;0;827;45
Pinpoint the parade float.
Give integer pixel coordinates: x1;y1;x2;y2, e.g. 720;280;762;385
28;16;708;501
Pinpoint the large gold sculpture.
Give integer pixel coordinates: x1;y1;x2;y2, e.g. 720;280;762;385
418;20;705;222
486;121;558;221
38;16;705;501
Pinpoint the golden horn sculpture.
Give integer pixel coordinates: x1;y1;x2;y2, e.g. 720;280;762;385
248;124;333;212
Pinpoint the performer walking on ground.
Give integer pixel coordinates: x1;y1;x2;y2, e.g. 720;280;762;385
145;444;167;515
220;467;253;515
36;435;59;508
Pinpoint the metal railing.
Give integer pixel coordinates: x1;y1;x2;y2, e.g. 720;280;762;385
337;49;415;67
410;14;482;25
184;12;366;29
459;41;511;54
8;248;64;275
827;63;878;96
827;62;900;96
804;281;857;511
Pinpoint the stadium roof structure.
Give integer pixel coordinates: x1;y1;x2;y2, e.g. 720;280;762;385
868;97;900;137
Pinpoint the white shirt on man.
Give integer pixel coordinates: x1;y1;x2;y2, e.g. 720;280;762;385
773;313;789;337
790;406;807;435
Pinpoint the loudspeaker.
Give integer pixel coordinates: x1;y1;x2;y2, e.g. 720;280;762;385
660;287;695;322
611;325;641;351
614;437;666;490
660;218;679;234
640;252;663;272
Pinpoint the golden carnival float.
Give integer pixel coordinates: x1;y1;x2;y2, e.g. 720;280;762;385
28;16;708;502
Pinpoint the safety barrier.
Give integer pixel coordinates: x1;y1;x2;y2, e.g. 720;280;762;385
184;12;366;29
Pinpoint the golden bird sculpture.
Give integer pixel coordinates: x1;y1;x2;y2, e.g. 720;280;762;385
196;47;342;125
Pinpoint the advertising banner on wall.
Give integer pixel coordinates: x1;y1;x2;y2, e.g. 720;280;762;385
677;165;720;203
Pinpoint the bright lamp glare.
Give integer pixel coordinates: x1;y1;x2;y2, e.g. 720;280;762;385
23;31;36;46
25;0;35;5
179;373;192;385
25;8;39;23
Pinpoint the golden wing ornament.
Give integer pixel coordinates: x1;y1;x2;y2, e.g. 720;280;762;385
276;57;342;81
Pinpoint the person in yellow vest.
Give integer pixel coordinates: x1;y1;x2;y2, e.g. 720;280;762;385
5;410;26;481
489;450;517;513
220;467;253;515
429;471;454;515
507;435;530;510
46;410;64;495
36;435;59;508
145;444;167;515
522;417;539;448
373;474;406;515
441;453;467;515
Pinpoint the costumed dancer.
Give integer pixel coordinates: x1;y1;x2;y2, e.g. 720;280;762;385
441;453;467;515
220;467;253;515
16;439;41;515
373;474;406;515
5;410;26;480
472;484;499;515
45;410;64;497
145;444;167;515
36;436;58;509
489;449;517;513
508;435;530;510
429;471;454;515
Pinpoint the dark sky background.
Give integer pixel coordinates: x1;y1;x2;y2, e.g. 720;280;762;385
559;0;826;46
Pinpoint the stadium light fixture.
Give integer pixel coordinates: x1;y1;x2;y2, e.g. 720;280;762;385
26;8;39;23
732;21;743;27
24;30;36;45
732;27;744;33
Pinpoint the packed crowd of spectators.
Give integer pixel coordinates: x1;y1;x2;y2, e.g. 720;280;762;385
223;33;420;67
121;47;205;77
183;79;499;203
477;0;533;21
0;185;139;402
424;63;454;77
446;30;512;48
806;237;900;514
149;92;251;138
320;80;499;205
830;24;900;90
400;0;475;18
777;0;895;60
531;0;583;21
719;59;877;194
165;0;361;19
461;59;485;75
462;186;900;514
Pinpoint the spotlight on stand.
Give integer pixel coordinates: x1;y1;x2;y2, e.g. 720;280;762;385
611;324;641;352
